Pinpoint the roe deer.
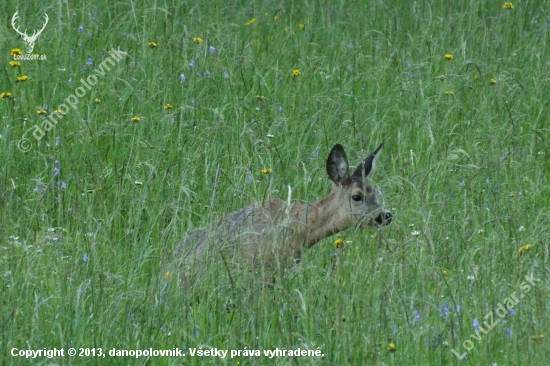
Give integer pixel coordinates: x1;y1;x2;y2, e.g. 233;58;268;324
164;143;392;288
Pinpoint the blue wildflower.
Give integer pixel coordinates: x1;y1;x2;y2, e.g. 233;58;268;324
472;318;480;330
413;310;420;320
87;58;93;65
78;25;84;32
209;46;216;53
179;74;185;82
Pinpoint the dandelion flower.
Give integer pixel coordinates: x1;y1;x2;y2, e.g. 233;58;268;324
489;78;496;85
164;271;170;279
441;269;451;275
444;54;453;60
387;343;396;352
94;98;101;103
518;244;532;255
54;109;62;114
10;48;22;57
292;69;301;77
16;75;28;82
193;37;203;44
164;103;173;109
132;116;141;122
246;18;256;26
261;168;272;174
335;238;344;248
444;90;454;95
37;109;47;115
9;61;20;67
502;2;514;9
148;41;157;48
0;92;12;99
299;23;306;30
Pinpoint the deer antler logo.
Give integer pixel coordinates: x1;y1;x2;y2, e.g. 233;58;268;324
11;11;49;54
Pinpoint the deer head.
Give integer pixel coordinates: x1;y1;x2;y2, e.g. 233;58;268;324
326;143;393;230
11;11;49;54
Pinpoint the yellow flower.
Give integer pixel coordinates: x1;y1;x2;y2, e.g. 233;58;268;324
10;48;22;56
444;90;454;95
0;92;12;99
94;98;101;103
518;244;532;255
164;271;170;279
163;103;173;109
473;74;479;80
246;18;256;26
148;41;157;48
388;343;396;352
273;15;278;20
299;23;306;30
256;95;265;101
292;69;301;77
444;53;453;60
37;109;47;115
489;78;496;85
261;168;272;174
502;2;514;9
132;116;141;122
54;109;62;114
193;37;203;44
441;269;451;275
335;238;344;248
9;61;20;67
16;75;28;82
530;334;544;341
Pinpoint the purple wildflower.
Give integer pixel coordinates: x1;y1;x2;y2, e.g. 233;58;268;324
209;46;216;53
440;304;449;318
472;318;480;330
87;58;93;65
78;25;84;32
413;310;420;320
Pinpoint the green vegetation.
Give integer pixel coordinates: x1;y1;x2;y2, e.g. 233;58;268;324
1;0;549;364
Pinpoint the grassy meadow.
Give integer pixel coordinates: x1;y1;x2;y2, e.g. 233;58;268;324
1;0;549;364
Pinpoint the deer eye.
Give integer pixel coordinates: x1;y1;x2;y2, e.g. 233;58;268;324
351;194;363;202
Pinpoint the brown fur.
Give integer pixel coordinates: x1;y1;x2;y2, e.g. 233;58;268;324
163;144;392;289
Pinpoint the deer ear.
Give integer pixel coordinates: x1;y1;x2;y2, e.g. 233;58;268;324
326;144;349;184
352;143;383;179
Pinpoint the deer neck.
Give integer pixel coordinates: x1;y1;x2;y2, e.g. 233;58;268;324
290;191;349;248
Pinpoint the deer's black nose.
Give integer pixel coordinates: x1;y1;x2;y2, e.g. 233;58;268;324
375;212;393;226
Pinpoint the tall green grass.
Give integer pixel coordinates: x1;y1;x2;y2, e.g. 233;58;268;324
1;0;549;364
